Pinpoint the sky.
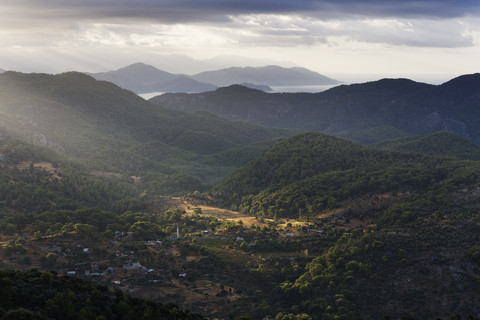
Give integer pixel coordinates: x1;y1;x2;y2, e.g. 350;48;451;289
1;0;480;83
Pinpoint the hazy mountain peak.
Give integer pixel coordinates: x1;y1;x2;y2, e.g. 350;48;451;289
89;63;216;94
106;62;174;79
239;83;273;91
191;65;339;86
87;62;338;94
215;84;266;93
57;71;98;81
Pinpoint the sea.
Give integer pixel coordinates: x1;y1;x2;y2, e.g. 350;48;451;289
138;73;452;100
139;85;339;100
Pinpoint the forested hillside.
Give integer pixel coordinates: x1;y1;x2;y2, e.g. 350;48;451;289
1;71;480;319
152;73;480;144
0;71;295;183
216;132;480;219
211;132;480;318
373;131;480;160
0;270;204;320
0;138;142;214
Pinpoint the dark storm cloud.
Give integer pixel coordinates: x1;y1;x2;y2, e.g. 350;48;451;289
5;0;480;24
1;0;477;50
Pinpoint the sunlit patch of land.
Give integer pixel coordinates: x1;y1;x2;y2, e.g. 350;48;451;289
14;161;62;180
160;196;274;227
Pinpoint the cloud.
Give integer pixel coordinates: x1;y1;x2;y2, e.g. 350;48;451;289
0;0;479;74
225;14;475;48
2;0;475;49
2;0;480;24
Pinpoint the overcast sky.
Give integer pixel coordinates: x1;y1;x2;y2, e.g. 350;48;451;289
1;0;479;83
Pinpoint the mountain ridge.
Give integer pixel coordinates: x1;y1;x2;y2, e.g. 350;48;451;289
152;73;480;144
190;65;340;86
89;62;338;94
89;62;217;94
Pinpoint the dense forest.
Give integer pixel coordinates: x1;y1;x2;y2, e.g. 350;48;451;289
0;270;204;320
216;132;480;219
210;132;480;318
0;71;479;319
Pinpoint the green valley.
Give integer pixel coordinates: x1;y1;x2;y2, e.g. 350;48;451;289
0;71;479;320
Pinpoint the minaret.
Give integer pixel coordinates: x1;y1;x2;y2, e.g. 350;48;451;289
177;226;180;238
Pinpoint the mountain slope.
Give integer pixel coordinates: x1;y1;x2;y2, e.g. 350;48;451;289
190;65;340;86
373;131;480;160
0;71;296;184
152;78;434;131
90;62;217;93
0;137;141;213
216;132;480;219
335;126;411;144
213;131;480;318
153;74;480;144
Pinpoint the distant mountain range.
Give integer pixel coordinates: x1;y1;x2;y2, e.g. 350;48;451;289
89;62;338;94
89;63;217;94
152;74;480;145
122;54;299;74
189;65;339;87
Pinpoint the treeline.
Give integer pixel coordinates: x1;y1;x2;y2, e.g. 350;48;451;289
0;269;204;320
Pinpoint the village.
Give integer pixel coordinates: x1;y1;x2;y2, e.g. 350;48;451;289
0;197;375;317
